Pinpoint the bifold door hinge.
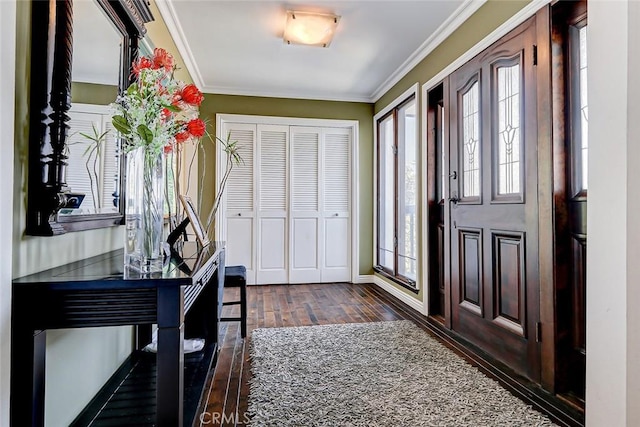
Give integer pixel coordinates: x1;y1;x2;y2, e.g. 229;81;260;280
533;45;538;66
536;322;542;342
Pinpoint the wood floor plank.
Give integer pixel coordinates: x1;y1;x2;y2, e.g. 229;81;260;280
202;283;408;427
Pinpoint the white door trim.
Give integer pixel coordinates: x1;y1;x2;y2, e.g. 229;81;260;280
216;114;360;284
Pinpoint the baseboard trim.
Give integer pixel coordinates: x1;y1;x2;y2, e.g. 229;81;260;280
356;274;424;314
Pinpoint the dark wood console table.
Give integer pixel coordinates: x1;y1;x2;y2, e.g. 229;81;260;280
11;242;225;427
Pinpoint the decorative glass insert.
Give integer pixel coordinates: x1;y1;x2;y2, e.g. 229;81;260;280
440;105;446;201
497;63;521;195
578;25;588;190
462;81;480;198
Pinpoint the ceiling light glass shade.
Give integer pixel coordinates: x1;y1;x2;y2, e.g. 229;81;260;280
283;11;340;47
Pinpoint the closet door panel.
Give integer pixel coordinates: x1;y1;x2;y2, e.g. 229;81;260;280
227;217;254;271
256;125;288;284
290;218;320;283
290;126;321;283
224;122;257;284
322;128;352;281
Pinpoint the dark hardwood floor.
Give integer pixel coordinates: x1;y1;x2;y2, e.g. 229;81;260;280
198;283;584;427
199;283;405;426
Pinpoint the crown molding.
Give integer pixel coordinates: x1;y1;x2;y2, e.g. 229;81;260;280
370;0;487;103
154;0;206;89
421;0;551;94
201;84;373;103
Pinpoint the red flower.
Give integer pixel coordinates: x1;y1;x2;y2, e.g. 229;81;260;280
152;48;174;72
180;84;204;106
161;108;172;121
186;118;206;138
164;144;174;154
175;131;190;143
132;56;152;76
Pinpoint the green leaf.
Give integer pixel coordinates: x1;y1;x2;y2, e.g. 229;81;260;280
127;83;137;95
164;104;181;113
137;124;153;144
79;132;97;142
112;115;131;135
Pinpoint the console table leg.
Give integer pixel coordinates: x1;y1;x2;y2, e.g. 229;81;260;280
157;287;185;427
135;324;153;350
11;327;46;427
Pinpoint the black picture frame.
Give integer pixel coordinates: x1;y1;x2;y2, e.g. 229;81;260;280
180;195;210;247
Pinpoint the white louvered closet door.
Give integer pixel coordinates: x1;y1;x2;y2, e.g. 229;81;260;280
223;123;257;284
67;111;101;210
102;121;119;210
322;128;352;281
67;109;118;212
289;126;322;283
256;125;288;284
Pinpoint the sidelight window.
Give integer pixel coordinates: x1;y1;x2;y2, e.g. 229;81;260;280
375;93;418;288
573;23;589;193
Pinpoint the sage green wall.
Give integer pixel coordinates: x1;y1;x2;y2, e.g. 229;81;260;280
71;82;118;105
12;3;130;426
373;0;531;301
199;94;374;275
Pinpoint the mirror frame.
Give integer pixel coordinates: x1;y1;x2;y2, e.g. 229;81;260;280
26;0;153;235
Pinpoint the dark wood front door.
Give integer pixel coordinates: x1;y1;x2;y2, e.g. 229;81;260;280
448;17;541;381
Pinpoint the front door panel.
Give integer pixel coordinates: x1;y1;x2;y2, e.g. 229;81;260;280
449;17;540;381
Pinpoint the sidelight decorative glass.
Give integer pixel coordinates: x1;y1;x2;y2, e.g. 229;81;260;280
497;63;522;195
578;25;589;190
462;81;480;198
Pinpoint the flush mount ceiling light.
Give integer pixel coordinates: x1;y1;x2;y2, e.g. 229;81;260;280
283;10;340;47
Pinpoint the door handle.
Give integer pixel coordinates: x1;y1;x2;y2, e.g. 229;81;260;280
449;171;457;180
449;196;461;204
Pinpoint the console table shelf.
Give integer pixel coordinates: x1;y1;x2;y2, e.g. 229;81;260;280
71;343;217;427
11;242;225;427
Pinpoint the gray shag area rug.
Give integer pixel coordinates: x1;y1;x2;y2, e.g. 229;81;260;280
248;321;557;427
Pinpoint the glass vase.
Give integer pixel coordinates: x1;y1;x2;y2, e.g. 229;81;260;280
124;147;165;273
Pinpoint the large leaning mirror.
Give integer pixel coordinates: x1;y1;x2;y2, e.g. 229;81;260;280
26;0;153;235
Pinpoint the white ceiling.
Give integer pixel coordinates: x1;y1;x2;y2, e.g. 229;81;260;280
71;0;486;101
157;0;486;102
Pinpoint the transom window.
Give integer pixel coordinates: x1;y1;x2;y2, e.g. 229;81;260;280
375;94;418;288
